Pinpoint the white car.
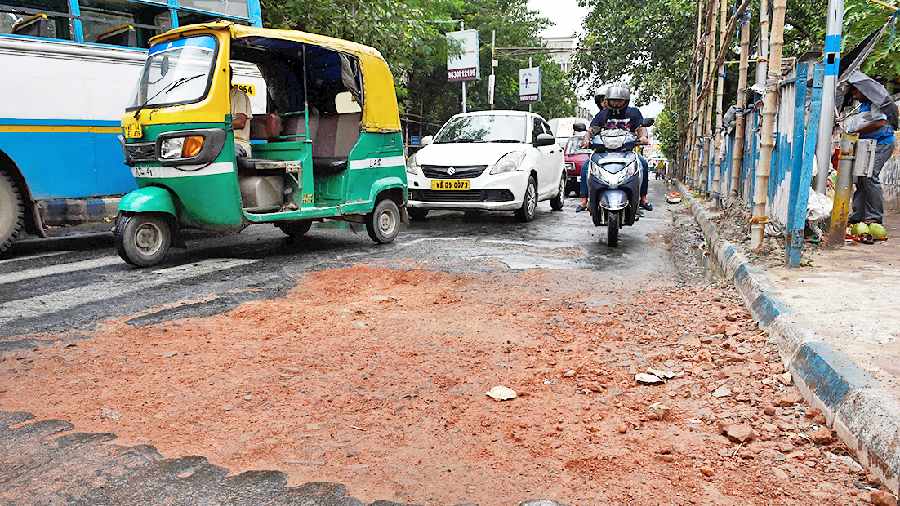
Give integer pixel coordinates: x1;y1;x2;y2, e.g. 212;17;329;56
406;110;566;222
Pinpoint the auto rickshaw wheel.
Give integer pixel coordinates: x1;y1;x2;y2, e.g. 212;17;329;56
408;208;429;221
115;214;173;267
277;220;312;240
367;198;400;243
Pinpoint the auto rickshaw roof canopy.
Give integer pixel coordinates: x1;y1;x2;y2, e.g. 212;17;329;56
150;21;401;132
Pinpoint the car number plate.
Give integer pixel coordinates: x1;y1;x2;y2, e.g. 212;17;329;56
123;121;143;139
431;179;470;190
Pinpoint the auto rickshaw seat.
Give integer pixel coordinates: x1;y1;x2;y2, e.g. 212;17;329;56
250;113;283;140
312;112;361;174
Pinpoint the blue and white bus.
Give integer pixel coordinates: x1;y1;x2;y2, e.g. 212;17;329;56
0;0;261;253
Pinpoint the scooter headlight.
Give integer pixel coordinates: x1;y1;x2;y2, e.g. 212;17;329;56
490;151;526;174
623;160;639;178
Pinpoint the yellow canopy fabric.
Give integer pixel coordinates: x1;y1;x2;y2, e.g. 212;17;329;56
151;22;401;132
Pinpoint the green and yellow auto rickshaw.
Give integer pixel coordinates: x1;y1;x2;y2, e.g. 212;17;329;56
117;22;407;266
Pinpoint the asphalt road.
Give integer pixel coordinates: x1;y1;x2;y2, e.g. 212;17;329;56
1;181;677;505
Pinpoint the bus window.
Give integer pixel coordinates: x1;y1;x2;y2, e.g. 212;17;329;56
79;0;169;48
178;0;247;19
0;0;74;40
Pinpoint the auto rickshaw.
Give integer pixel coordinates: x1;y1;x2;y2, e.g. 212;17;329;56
116;22;407;266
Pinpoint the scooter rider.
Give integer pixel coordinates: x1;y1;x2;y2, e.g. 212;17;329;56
578;83;652;212
576;88;607;212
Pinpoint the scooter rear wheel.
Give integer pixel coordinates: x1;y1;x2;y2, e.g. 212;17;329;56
115;214;172;267
606;211;619;247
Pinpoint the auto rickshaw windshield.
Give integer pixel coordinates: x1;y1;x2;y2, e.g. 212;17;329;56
129;35;218;110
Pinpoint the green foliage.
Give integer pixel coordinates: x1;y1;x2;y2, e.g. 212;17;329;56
844;0;900;82
654;107;680;160
261;0;578;131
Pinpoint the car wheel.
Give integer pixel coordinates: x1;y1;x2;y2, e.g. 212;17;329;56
115;214;173;267
515;175;537;222
549;172;565;211
408;208;429;221
367;198;401;243
0;169;24;255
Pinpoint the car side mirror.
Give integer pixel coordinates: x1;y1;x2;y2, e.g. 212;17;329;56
641;118;655;128
420;135;433;146
573;122;587;132
534;133;555;147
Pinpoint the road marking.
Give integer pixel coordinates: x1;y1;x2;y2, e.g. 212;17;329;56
0;258;257;326
0;251;71;266
0;256;121;285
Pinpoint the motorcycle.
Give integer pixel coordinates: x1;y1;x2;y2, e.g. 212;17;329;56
587;129;643;246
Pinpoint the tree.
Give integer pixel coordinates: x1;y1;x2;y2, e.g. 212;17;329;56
262;0;578;132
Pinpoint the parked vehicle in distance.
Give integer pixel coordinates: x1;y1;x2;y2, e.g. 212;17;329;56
548;117;589;147
405;110;566;222
564;135;592;196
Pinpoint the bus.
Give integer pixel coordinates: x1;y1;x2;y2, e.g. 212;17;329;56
0;0;261;253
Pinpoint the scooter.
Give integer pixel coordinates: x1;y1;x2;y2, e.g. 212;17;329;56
587;129;643;246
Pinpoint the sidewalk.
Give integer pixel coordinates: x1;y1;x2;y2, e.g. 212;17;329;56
766;213;900;401
678;182;900;494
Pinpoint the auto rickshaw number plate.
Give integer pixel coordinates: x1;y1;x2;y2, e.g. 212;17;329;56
123;121;143;139
431;179;470;190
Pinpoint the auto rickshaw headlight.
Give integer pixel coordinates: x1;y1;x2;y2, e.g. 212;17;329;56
159;135;205;160
181;136;205;158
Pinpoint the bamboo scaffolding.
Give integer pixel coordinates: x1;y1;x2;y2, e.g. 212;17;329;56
729;10;752;198
750;0;786;250
713;0;728;201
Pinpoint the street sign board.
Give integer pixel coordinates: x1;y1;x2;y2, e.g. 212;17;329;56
447;30;480;82
519;66;541;102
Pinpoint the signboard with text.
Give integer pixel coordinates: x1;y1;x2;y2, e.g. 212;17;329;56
519;67;541;103
447;30;480;82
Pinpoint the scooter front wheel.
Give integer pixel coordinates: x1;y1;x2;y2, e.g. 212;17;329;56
115;214;173;267
606;211;619;247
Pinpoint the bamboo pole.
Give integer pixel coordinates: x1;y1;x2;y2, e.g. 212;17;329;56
750;0;786;250
756;0;770;88
713;0;727;202
730;9;751;199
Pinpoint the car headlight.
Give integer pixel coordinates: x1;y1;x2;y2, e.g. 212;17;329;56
160;135;204;159
489;151;526;174
406;153;421;176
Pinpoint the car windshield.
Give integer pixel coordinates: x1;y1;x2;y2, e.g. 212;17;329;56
433;114;528;144
565;135;592;154
129;35;217;110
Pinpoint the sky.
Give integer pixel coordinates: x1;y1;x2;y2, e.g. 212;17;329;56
527;0;664;119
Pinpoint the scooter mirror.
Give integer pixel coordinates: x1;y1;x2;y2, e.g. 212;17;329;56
641;118;655;128
573;122;587;132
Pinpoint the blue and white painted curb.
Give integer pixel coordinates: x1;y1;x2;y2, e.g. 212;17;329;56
677;182;900;494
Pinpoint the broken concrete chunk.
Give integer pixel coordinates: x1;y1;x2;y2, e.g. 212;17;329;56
635;373;664;385
486;385;517;401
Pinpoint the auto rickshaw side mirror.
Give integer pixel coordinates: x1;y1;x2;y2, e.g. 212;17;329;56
641;118;655;127
420;135;434;146
573;122;587;132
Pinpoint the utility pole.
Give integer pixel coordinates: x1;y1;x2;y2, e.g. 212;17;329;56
814;0;844;194
528;56;533;113
460;20;467;114
751;0;786;250
489;30;496;109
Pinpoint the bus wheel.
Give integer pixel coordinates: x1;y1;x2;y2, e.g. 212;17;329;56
367;198;400;243
0;170;25;255
115;214;172;267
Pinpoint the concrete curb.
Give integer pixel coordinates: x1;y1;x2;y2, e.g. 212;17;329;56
676;182;900;494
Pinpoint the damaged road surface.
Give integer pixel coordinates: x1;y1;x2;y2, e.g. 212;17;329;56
0;183;888;504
